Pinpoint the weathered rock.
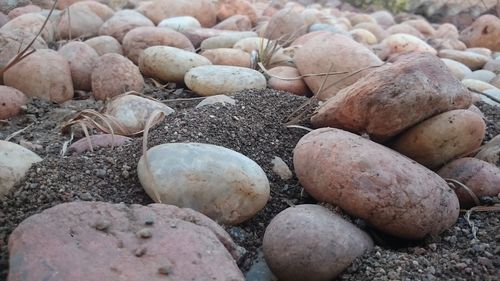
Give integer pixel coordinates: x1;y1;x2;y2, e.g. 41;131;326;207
8;4;41;19
0;86;26;120
157;16;201;31
8;202;244;281
200;31;257;50
216;0;257;25
200;48;251;68
267;66;310;96
0;140;41;198
438;158;500;208
103;94;174;134
391;109;485;170
441;58;472;80
293;128;460;239
311;53;472;141
137;143;270;225
138;0;217;27
180;27;235;48
58;41;99;91
294;33;383;101
376;33;436;60
460;15;500;52
84;35;123;56
439;49;490;70
185;65;266;96
195;95;236;108
99;9;154;43
462;79;496;92
139;46;211;83
4;49;74;103
91;53;144;100
57;3;103;40
122;26;194;64
464;70;496;83
0;12;54;42
213;14;251;31
263;204;373;281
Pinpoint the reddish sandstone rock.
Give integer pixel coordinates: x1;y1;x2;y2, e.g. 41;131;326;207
216;0;257;25
8;202;244;281
213;14;252;31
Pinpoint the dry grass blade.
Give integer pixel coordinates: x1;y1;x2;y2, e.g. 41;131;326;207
142;109;166;204
258;62;349;81
445;178;481;207
0;0;58;76
4;124;33;141
286;125;313;132
60;131;74;156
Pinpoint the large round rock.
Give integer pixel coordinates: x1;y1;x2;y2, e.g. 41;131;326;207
293;128;460;239
263;204;373;281
185;65;266;96
137;143;270;225
8;202;244;281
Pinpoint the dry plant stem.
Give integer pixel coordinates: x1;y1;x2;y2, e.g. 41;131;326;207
0;0;58;76
285;125;313;132
445;178;481;207
320;63;387;94
4;124;33;141
463;205;500;240
142;109;165;204
258;62;349;81
160;97;206;103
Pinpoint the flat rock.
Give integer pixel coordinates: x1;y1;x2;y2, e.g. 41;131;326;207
157;16;201;31
0;140;41;198
8;202;244;281
185;65;266;96
464;70;496;83
441;58;472;80
439;49;490;70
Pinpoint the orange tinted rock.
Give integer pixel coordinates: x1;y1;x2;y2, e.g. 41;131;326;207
460;15;500;52
58;41;99;91
0;86;26;119
200;48;251;67
213;15;251;31
263;8;307;46
216;0;257;25
267;66;311;96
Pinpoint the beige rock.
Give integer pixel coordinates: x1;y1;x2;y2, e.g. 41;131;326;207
263;8;307;46
8;5;41;19
185;65;266;96
353;22;387;42
216;0;257;25
350;28;377;45
180;27;234;48
461;79;497;92
439;49;490;70
139;46;211;83
57;3;103;40
200;48;251;68
386;23;423;38
0;12;55;42
137;143;270;224
483;59;500;74
200;31;257;50
157;16;201;31
464;70;496;83
441;58;472;80
402;19;436;37
0;140;42;198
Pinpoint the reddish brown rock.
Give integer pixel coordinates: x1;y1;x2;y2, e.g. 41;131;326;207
267;66;311;96
91;53;144;100
8;202;244;281
68;134;132;154
311;53;472;141
57;3;103;40
58;41;99;91
122;26;194;64
216;0;257;25
213;14;252;31
200;48;251;67
99;10;154;43
0;86;26;119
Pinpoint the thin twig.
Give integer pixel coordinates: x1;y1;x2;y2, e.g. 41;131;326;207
4;124;33;141
445;178;481;207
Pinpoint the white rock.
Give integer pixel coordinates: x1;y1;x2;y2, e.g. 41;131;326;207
462;79;497;92
184;65;266;96
157;16;201;31
0;140;42;198
482;89;500;106
271;156;292;180
464;70;496;83
137;143;270;225
441;58;472;80
139;46;211;83
196;95;236;108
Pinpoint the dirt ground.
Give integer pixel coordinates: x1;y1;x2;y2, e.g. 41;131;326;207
0;86;499;280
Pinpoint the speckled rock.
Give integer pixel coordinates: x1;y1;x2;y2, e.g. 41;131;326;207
7;202;244;281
